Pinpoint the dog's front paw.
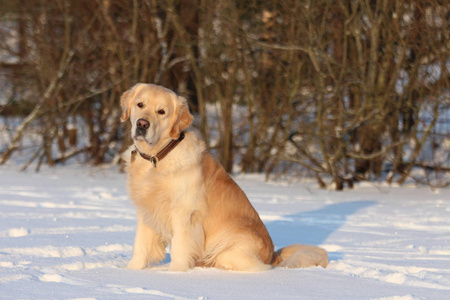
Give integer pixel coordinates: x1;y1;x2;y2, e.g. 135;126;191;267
168;261;190;272
126;258;148;270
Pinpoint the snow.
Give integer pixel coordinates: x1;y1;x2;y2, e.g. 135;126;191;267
0;165;449;299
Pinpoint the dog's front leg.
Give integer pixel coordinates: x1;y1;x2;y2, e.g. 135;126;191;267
169;210;204;271
127;211;166;269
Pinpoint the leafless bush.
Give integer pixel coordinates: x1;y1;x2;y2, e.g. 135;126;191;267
0;0;448;188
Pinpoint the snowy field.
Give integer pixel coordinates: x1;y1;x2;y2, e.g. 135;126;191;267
0;165;449;300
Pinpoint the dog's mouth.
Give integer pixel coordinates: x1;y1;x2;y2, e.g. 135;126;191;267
134;128;146;138
133;131;157;146
133;134;151;144
133;134;145;142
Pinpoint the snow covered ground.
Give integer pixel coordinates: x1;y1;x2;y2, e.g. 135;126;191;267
0;165;449;299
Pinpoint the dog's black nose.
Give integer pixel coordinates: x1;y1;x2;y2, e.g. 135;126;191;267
137;118;150;130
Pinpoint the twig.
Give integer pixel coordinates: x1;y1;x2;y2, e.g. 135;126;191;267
1;51;74;165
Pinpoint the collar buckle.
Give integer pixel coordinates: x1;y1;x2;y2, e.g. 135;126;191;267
149;155;159;168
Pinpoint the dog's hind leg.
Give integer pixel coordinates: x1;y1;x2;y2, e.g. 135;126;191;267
213;246;271;272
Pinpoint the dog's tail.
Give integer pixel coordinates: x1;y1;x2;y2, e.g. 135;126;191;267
272;244;328;268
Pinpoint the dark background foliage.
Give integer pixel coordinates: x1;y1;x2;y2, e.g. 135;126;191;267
0;0;448;189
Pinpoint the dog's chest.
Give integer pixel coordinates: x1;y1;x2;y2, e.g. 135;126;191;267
127;169;175;236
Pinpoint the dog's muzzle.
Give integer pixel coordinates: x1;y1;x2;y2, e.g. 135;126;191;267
135;118;150;137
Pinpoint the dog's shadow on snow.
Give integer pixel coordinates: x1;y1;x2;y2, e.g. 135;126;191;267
264;200;376;262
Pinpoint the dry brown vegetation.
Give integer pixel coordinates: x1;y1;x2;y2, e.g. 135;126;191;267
0;0;448;189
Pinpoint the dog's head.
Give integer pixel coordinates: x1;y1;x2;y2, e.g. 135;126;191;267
120;83;193;147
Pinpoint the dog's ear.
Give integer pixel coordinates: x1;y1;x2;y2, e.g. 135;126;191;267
120;84;142;122
120;90;132;122
170;96;193;139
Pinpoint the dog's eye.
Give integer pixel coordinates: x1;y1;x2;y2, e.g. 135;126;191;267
137;102;144;108
157;109;165;115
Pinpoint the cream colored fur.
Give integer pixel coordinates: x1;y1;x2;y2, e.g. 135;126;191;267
121;83;328;271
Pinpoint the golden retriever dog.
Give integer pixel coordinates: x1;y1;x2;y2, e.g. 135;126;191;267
120;83;328;271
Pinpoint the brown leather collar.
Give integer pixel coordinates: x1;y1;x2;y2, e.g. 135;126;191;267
132;132;185;167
